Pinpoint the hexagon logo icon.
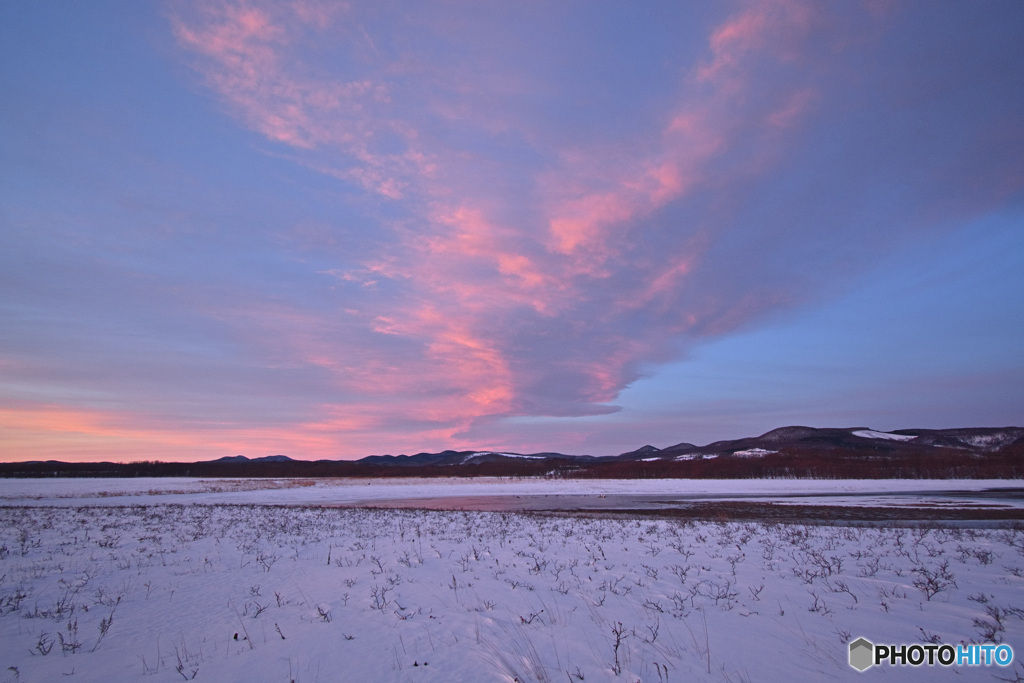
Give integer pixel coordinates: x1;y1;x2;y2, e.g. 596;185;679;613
849;637;874;671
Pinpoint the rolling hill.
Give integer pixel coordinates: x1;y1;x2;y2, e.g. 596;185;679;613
2;426;1021;479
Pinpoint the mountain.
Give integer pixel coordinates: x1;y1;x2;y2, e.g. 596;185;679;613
1;426;1020;479
616;445;663;460
357;450;477;467
206;454;295;464
343;426;1023;477
588;426;1024;478
356;450;598;467
634;426;1024;461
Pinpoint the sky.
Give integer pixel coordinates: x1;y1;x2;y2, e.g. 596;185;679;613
1;0;1022;462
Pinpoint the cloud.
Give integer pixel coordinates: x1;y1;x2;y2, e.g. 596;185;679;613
0;401;230;461
170;0;429;196
158;0;1024;454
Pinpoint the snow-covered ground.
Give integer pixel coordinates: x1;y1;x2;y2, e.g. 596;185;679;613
0;479;1022;681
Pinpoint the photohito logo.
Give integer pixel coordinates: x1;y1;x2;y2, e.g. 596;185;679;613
849;637;1014;672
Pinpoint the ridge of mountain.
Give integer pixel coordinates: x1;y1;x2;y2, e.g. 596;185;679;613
346;426;1024;466
3;426;1021;479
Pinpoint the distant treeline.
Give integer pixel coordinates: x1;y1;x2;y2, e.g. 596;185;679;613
2;442;1022;479
576;444;1024;480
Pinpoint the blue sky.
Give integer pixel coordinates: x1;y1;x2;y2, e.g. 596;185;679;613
1;1;1022;461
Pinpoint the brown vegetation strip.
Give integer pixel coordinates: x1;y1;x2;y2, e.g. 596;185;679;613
567;501;1024;524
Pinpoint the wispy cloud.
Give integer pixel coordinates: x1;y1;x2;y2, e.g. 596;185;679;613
159;0;1024;454
2;0;1019;462
0;0;998;460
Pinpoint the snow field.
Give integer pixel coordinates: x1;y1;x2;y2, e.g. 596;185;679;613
0;504;1022;682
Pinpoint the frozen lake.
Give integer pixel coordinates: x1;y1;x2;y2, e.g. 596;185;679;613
2;477;1021;522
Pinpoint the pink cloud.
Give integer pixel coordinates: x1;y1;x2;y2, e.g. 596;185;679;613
163;0;877;450
171;1;430;196
0;402;236;461
697;0;817;88
699;8;769;83
767;87;817;128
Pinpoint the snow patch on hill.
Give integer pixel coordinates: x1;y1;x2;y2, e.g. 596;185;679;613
471;452;546;460
674;453;719;461
852;430;916;442
955;433;1017;450
732;448;777;458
